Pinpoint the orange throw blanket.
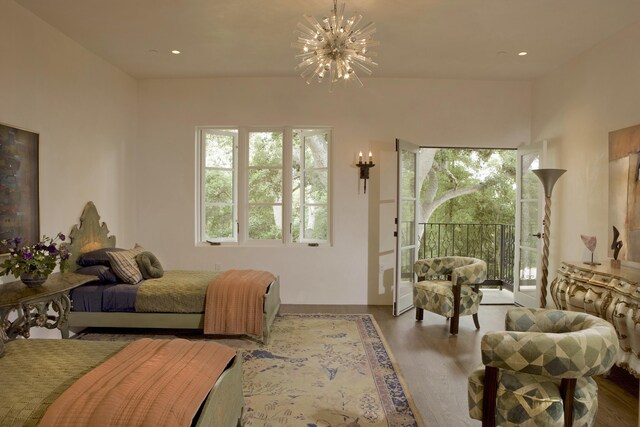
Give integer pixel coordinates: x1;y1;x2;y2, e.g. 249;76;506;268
204;269;276;337
39;339;235;427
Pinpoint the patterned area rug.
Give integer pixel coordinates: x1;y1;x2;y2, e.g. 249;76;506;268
76;313;424;427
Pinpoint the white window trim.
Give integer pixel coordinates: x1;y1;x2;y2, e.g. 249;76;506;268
196;126;332;247
196;127;239;245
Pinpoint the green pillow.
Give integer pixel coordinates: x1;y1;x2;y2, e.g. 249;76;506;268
135;251;164;279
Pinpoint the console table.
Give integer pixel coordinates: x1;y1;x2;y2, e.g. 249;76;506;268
0;272;96;341
550;261;640;377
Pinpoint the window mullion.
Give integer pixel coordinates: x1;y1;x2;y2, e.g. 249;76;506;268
237;128;248;244
283;127;293;244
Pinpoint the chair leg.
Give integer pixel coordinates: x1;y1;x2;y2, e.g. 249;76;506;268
415;307;424;321
560;378;576;427
473;313;480;329
482;366;498;427
450;314;459;335
450;284;461;335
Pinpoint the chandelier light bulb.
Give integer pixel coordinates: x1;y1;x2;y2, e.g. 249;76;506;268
292;0;379;90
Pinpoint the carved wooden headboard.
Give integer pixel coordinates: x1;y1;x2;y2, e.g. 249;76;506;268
62;202;116;271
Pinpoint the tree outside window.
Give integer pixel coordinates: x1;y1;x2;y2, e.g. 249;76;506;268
198;127;331;245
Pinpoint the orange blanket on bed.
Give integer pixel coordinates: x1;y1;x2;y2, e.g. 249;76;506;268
39;339;235;427
204;269;276;337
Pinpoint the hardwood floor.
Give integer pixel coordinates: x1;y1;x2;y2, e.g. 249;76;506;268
280;304;639;427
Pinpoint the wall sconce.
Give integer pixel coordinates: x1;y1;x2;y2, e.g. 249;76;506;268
356;151;375;193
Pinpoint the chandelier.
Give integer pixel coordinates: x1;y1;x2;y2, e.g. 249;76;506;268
292;0;379;88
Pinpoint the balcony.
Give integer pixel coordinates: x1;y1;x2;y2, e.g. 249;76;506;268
418;223;515;291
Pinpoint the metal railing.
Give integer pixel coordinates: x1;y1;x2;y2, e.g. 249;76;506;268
418;222;515;290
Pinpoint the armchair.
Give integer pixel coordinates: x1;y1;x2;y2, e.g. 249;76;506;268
413;256;487;335
468;307;619;427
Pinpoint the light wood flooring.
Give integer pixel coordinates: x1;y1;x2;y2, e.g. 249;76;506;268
280;304;639;427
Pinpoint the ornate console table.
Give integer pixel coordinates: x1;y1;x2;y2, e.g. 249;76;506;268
550;261;640;377
0;272;96;341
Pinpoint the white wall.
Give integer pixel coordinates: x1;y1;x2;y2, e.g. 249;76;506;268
531;20;640;293
137;77;530;304
0;0;138;264
0;0;138;336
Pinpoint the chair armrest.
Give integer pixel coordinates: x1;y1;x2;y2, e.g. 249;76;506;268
451;260;487;286
414;257;486;283
480;327;618;378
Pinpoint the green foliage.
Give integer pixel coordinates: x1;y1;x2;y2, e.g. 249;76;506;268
292;131;329;242
203;129;330;242
428;149;516;225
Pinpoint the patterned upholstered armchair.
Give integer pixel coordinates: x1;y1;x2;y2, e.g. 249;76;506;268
468;308;619;427
413;256;487;335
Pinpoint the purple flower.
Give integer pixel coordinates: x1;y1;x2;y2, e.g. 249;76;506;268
23;251;33;260
47;245;58;254
14;237;21;245
58;233;66;241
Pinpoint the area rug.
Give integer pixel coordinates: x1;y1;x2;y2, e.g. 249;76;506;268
75;313;424;427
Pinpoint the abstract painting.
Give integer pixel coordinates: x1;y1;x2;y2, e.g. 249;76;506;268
0;123;39;254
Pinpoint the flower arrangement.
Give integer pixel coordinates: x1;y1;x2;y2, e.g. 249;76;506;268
0;233;70;279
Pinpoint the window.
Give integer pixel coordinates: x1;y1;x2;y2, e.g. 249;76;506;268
198;127;331;245
201;129;237;242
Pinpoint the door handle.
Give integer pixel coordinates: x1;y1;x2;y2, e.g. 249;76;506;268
531;232;542;239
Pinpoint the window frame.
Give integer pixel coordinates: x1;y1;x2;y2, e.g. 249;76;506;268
197;127;239;244
196;126;332;247
292;128;331;244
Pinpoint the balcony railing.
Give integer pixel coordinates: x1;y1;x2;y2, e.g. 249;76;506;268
418;222;515;290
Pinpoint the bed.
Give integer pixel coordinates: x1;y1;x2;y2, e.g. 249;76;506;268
63;202;281;343
0;338;244;427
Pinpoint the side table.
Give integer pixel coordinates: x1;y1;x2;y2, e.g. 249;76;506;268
0;272;96;340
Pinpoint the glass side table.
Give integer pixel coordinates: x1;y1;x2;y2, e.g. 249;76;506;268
0;272;96;341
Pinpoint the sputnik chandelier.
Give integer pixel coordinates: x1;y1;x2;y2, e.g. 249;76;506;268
292;0;379;89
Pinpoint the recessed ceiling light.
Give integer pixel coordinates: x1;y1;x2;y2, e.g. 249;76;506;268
171;50;181;55
518;51;528;56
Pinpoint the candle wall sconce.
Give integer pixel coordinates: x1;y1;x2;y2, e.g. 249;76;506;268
356;151;375;193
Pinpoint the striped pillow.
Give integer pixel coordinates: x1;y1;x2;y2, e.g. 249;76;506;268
107;246;146;284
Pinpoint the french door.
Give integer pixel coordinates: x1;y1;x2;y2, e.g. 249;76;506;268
393;139;420;316
514;143;543;307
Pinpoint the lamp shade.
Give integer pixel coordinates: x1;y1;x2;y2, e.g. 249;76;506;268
532;169;566;197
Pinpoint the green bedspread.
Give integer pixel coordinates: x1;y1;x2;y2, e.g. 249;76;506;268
0;339;127;427
135;270;220;313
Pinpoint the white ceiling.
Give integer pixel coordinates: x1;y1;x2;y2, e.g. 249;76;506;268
15;0;640;81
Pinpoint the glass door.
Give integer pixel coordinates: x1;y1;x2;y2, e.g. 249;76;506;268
514;144;543;307
394;139;420;316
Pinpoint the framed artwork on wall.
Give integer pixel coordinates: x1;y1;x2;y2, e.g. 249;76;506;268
609;123;640;265
0;122;39;255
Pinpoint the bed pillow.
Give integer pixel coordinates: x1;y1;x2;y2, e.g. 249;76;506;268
107;246;146;285
77;247;125;267
75;265;119;284
136;251;164;279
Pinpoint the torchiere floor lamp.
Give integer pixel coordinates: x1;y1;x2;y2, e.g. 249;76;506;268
532;168;566;308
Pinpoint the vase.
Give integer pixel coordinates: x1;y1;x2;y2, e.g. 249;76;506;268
20;273;49;288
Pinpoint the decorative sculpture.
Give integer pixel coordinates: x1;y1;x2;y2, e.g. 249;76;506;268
611;226;623;267
581;234;600;266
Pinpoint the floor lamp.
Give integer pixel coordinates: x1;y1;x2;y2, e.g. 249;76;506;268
532;168;566;308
